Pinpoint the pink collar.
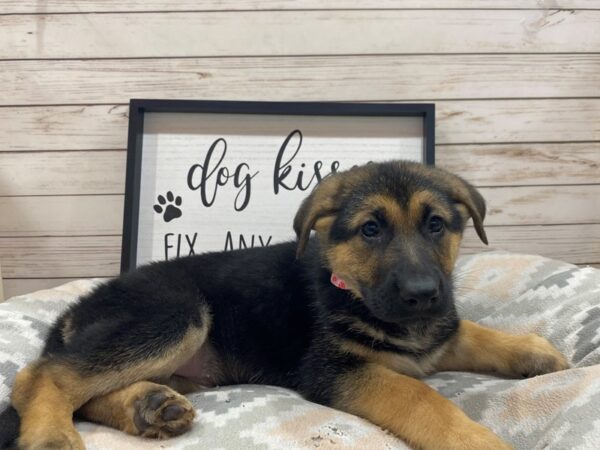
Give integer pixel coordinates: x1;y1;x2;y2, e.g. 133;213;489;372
330;273;349;290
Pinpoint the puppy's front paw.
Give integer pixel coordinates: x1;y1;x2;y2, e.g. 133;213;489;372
451;422;513;450
510;334;569;378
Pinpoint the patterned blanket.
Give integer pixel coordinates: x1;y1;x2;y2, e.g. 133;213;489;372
1;252;599;449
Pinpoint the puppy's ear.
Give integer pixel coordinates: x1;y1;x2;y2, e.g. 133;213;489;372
455;182;488;245
431;169;488;245
293;174;344;258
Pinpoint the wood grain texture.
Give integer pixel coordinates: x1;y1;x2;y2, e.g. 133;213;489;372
0;150;125;196
1;224;597;279
461;224;600;263
2;10;599;59
436;99;600;144
0;195;123;237
1;1;598;14
97;97;600;145
481;185;600;225
2;54;600;106
0;105;128;152
1;143;598;196
0;264;3;301
2;100;600;152
0;235;121;278
437;142;600;186
0;186;598;238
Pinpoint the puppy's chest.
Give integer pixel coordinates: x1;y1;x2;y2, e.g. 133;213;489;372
375;343;449;378
336;319;451;378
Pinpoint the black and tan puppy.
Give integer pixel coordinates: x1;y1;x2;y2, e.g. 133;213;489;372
2;161;568;450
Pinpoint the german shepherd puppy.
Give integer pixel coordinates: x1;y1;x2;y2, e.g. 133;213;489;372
2;161;568;450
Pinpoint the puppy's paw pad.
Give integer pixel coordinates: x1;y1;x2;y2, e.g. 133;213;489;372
134;388;195;439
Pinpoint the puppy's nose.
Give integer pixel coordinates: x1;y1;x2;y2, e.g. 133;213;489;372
400;276;440;311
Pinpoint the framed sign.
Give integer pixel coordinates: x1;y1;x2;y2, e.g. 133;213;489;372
121;100;435;272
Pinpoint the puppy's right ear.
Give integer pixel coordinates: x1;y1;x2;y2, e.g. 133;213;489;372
293;174;344;258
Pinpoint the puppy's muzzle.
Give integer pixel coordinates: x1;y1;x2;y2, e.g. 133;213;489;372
364;268;449;322
397;275;441;313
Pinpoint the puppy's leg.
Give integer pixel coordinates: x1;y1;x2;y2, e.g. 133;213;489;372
334;363;512;450
12;319;208;450
78;381;195;438
11;363;86;450
436;320;569;377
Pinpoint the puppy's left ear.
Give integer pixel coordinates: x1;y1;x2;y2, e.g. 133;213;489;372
455;181;488;245
293;174;344;258
432;169;488;245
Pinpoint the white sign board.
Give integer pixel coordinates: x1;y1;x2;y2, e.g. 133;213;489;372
122;101;434;271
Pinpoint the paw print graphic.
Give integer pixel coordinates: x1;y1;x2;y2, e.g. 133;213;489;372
153;191;182;223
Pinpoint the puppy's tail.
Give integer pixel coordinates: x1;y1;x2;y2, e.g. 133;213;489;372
0;404;19;449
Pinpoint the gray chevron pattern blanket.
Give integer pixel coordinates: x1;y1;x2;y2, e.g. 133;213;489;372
1;251;599;449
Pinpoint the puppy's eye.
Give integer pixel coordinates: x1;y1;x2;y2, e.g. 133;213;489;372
361;221;380;238
428;216;444;234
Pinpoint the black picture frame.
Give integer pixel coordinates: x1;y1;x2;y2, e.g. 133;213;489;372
121;99;435;273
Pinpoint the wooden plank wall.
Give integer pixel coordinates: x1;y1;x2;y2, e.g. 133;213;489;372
0;1;599;299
